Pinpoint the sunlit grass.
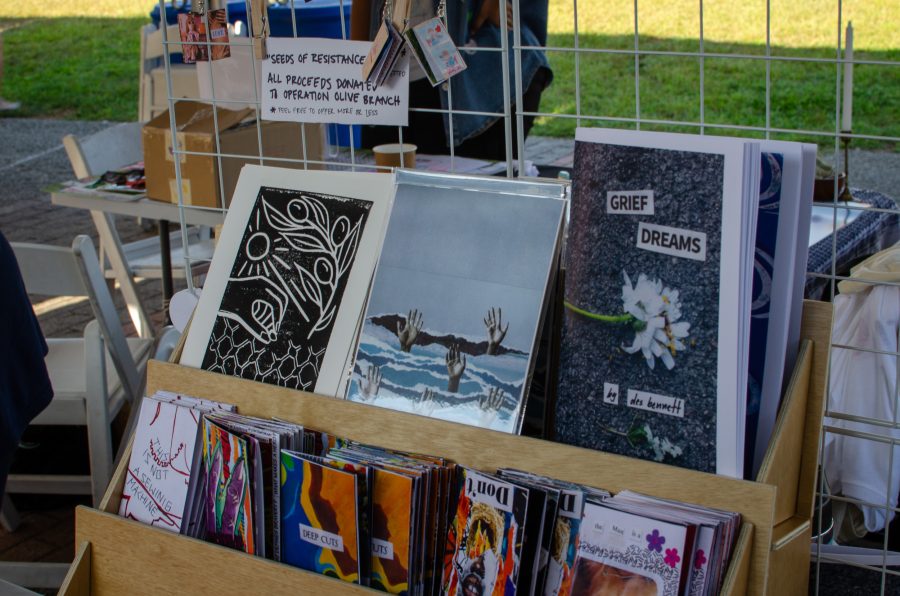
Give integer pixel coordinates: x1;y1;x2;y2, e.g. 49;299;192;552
1;0;147;20
0;0;897;149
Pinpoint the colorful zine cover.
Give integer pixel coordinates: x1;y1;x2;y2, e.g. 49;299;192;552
406;17;466;86
573;501;693;596
118;397;201;531
543;485;585;596
177;9;230;64
443;467;529;595
369;467;416;594
280;451;363;583
202;418;255;554
181;167;395;398
347;171;565;433
556;128;759;477
747;142;808;478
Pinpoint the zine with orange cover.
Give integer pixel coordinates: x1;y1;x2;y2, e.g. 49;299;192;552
280;450;363;584
201;418;256;554
367;466;417;594
323;449;419;595
443;467;529;596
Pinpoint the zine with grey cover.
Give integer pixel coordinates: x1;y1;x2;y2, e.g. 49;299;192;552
346;178;564;433
556;131;745;474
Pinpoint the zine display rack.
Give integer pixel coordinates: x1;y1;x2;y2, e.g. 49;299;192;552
57;300;832;595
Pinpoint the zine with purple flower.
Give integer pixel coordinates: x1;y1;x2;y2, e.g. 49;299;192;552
556;128;760;478
571;500;695;595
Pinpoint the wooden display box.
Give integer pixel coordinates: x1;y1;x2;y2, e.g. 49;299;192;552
59;301;832;595
756;302;832;595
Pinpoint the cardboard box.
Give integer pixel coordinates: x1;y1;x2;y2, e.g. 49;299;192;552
143;101;323;208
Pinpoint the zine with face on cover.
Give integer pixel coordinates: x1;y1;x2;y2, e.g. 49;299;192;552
181;166;394;398
556;128;759;478
346;172;565;433
443;468;529;596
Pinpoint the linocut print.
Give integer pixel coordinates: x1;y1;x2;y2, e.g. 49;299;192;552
200;186;372;391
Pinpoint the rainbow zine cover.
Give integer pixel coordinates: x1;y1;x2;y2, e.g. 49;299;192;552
280;451;363;583
443;468;529;595
201;418;255;554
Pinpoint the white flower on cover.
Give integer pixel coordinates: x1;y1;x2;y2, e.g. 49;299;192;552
644;424;684;462
621;271;691;370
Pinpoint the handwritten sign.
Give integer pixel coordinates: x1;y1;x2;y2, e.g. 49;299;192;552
262;37;409;126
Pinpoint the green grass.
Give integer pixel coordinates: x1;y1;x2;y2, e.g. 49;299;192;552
1;0;898;148
2;17;145;120
534;35;900;148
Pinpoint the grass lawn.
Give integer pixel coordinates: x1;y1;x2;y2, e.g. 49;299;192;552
1;0;898;148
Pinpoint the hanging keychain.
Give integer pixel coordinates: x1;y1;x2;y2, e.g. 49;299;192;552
362;0;406;85
403;0;466;87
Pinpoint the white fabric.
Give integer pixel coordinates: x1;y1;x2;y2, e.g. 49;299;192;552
824;245;900;533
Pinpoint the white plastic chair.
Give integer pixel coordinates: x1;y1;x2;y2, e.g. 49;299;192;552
62;123;215;339
6;236;154;506
139;23;200;122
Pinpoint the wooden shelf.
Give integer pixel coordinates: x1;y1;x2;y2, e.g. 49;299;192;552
59;300;832;595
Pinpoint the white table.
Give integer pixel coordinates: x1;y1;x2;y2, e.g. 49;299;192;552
51;186;225;337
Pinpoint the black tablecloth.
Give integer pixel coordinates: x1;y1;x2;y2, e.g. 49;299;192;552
805;189;899;300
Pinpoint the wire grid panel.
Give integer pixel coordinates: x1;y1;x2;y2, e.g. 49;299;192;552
157;0;900;592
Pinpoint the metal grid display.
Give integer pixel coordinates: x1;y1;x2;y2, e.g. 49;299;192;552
155;0;900;592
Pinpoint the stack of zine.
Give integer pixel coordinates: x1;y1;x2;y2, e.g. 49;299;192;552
280;441;455;593
120;393;742;595
120;391;313;557
442;469;739;596
443;467;609;596
118;391;236;532
556;127;816;479
574;491;741;596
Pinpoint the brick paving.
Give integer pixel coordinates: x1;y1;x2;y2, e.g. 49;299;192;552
0;118;181;592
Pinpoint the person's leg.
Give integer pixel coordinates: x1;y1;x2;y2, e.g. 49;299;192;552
0;33;21;112
454;66;551;161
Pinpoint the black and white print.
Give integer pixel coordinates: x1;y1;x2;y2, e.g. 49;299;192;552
201;186;372;391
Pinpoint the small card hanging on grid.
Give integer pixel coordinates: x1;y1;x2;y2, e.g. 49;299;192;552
177;9;231;64
404;15;467;86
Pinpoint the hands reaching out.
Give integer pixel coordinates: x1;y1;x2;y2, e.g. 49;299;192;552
478;387;505;427
414;387;437;417
445;344;467;393
358;365;382;401
396;309;423;352
484;307;509;355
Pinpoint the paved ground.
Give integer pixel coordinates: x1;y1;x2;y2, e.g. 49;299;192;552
0;116;897;593
0;118;176;593
525;134;900;201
